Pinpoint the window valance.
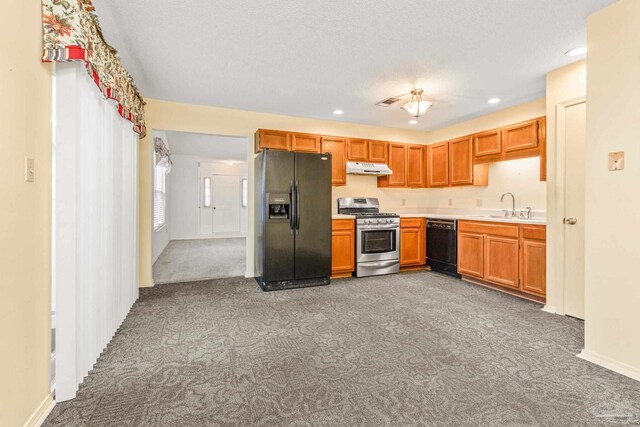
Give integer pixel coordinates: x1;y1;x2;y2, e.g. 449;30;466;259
42;0;146;137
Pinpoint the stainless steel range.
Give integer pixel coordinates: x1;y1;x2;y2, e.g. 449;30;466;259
337;198;400;277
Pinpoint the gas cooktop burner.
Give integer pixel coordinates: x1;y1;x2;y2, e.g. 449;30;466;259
355;212;399;218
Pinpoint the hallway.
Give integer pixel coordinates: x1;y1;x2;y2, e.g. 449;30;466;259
153;238;246;284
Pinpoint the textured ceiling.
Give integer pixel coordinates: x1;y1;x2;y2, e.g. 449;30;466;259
94;0;613;131
165;131;247;161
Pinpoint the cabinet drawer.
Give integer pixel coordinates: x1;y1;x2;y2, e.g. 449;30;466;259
521;225;546;241
400;218;424;229
332;219;355;231
458;220;519;238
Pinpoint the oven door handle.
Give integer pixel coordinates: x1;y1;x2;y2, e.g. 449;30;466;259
359;225;400;230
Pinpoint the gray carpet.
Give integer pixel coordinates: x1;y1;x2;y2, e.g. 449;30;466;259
44;272;640;426
153;238;246;284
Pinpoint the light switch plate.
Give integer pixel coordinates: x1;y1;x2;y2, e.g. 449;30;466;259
609;151;624;171
25;157;35;182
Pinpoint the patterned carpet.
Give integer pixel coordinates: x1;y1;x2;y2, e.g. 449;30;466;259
153;238;246;284
44;272;640;426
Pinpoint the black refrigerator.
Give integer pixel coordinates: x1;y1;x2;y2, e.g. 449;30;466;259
255;149;332;291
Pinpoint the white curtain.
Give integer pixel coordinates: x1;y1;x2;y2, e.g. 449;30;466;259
54;62;138;402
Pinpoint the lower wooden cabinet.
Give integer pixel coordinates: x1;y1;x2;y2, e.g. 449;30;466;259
484;236;519;289
331;219;355;277
458;221;546;300
458;232;484;278
400;218;426;267
520;225;546;297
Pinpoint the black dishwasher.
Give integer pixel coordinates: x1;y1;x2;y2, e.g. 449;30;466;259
426;219;461;278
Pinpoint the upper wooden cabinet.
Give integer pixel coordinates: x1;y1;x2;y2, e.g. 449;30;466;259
449;137;474;186
474;129;502;158
347;139;368;161
322;137;347;186
502;119;539;153
407;145;424;187
291;133;321;153
378;143;407;187
400;218;426;267
539;117;547;181
368;140;388;163
427;142;449;187
347;139;388;163
255;129;290;152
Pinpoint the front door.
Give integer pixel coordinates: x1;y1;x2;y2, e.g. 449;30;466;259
212;175;240;233
563;101;586;319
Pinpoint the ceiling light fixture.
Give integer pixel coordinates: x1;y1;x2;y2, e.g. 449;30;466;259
488;97;501;104
333;109;344;115
408;120;418;125
401;89;432;118
225;160;235;165
565;46;587;57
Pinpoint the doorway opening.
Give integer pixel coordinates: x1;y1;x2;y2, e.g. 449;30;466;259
151;130;249;284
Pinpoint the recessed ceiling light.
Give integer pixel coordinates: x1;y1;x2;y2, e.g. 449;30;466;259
408;120;418;125
488;98;501;104
565;46;587;57
333;109;344;115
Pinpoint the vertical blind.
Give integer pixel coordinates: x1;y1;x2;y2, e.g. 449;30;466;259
54;62;138;402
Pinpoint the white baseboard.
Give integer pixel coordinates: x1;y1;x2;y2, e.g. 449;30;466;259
541;304;560;314
23;393;54;427
578;349;640;383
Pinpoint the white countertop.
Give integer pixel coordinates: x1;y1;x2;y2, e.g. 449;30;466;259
332;214;356;219
332;210;546;225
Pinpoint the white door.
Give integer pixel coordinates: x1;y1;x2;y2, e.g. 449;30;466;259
212;175;240;233
563;101;586;319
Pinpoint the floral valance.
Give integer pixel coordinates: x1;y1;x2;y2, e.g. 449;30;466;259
42;0;146;137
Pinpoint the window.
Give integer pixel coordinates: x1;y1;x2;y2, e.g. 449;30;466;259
203;177;211;208
241;178;248;208
153;158;166;230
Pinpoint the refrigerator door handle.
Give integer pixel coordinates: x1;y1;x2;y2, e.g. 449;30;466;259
295;180;301;233
289;181;296;234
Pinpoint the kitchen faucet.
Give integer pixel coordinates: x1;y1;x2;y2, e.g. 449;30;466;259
500;192;516;217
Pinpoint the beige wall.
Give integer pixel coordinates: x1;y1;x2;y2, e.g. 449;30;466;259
581;0;640;379
141;99;430;285
1;1;53;426
544;61;587;313
334;98;547;212
142;98;546;284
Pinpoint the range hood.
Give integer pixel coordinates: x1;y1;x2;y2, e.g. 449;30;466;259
346;161;393;176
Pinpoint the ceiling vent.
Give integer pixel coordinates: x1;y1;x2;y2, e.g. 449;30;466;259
376;97;401;107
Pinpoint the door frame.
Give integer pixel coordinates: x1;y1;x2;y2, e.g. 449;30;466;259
549;97;586;316
149;130;252;280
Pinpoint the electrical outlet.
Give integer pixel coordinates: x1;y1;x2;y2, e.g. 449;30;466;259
448;198;453;206
402;198;406;206
609;151;624;171
476;199;483;207
25;157;35;182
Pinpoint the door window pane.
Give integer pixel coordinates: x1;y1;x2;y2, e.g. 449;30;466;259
203;177;211;208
